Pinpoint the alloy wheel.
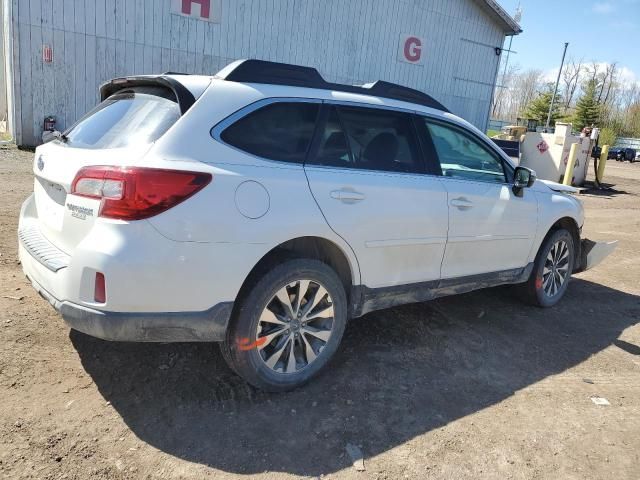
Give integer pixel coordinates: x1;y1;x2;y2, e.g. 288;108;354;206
255;280;335;374
542;239;570;297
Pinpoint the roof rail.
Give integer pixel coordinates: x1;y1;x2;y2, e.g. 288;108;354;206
215;59;449;112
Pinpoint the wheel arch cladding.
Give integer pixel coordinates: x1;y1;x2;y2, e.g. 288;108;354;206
235;236;355;305
547;217;581;264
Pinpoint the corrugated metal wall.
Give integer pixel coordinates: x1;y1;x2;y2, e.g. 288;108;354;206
8;0;506;146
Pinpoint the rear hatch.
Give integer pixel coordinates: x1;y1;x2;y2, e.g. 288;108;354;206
28;77;205;255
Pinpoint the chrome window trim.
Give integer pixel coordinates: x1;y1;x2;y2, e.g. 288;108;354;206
210;96;514;183
211;97;423;169
322;98;416;114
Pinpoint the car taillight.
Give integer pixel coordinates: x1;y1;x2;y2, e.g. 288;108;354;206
71;166;212;220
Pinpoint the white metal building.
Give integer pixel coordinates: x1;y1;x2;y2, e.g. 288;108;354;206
2;0;520;147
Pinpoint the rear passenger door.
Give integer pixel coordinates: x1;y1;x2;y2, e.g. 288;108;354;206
304;104;448;289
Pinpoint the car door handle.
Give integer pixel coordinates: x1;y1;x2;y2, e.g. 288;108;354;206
330;189;366;202
450;197;473;209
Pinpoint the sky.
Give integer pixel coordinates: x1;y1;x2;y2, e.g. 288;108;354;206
496;0;640;84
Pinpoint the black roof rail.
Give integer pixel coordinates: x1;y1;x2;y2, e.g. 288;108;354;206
216;59;449;112
162;71;190;75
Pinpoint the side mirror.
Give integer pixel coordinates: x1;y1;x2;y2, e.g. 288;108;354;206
513;166;536;196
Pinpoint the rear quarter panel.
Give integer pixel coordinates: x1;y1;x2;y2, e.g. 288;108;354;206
143;81;361;292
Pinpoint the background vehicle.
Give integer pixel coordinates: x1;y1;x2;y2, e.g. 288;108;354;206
18;60;615;391
616;148;637;162
608;147;622;160
610;147;636;162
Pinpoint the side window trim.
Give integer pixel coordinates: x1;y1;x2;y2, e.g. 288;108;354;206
421;116;512;184
211;97;322;165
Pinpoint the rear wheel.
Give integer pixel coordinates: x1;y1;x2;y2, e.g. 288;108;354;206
521;229;575;307
221;258;347;391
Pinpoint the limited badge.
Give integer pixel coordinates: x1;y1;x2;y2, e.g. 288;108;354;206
66;203;94;220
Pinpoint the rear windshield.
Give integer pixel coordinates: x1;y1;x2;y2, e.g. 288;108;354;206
63;87;180;149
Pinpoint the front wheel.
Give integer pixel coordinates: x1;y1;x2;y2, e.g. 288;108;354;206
521;229;575;307
221;258;348;391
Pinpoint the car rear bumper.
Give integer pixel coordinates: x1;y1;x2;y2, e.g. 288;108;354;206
27;272;232;342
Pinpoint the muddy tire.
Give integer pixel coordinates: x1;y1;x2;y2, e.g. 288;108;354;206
521;228;575;307
220;258;347;392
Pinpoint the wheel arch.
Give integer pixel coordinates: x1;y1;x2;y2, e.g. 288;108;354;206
538;216;581;265
234;236;359;307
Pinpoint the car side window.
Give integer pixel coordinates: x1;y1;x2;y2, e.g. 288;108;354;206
221;102;320;164
424;121;506;183
313;107;354;168
311;105;423;174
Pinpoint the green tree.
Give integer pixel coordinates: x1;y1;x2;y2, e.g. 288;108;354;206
599;127;617;148
573;79;601;130
626;103;640;137
522;88;560;125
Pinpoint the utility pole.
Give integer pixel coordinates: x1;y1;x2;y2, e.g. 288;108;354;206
546;42;569;129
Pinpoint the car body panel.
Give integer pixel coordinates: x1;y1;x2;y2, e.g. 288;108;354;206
18;68;605;344
305;166;448;288
438;178;538;278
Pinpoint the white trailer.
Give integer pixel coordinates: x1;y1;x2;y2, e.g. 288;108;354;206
519;123;592;186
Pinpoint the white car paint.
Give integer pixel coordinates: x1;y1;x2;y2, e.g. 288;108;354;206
439;178;538;278
18;66;591;341
305;166;448;288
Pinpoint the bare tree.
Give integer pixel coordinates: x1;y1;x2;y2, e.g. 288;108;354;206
490;67;545;122
599;62;617;105
492;63;520;117
585;61;600;86
562;58;583;110
513;68;544;118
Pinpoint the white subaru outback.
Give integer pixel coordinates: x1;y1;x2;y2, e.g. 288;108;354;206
19;60;615;391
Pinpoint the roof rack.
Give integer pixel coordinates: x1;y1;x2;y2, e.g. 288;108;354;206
215;59;449;113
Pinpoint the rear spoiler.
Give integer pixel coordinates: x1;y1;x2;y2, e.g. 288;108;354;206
99;76;196;115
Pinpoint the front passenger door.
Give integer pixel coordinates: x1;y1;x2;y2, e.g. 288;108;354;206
422;119;538;279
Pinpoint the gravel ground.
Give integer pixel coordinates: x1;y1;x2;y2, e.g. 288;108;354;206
1;147;639;479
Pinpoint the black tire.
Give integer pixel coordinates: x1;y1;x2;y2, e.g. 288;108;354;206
520;228;575;307
220;258;348;392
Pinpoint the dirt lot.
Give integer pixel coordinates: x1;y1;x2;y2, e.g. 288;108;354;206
1;147;639;480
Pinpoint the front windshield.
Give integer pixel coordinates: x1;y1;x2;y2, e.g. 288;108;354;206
63;87;180;150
